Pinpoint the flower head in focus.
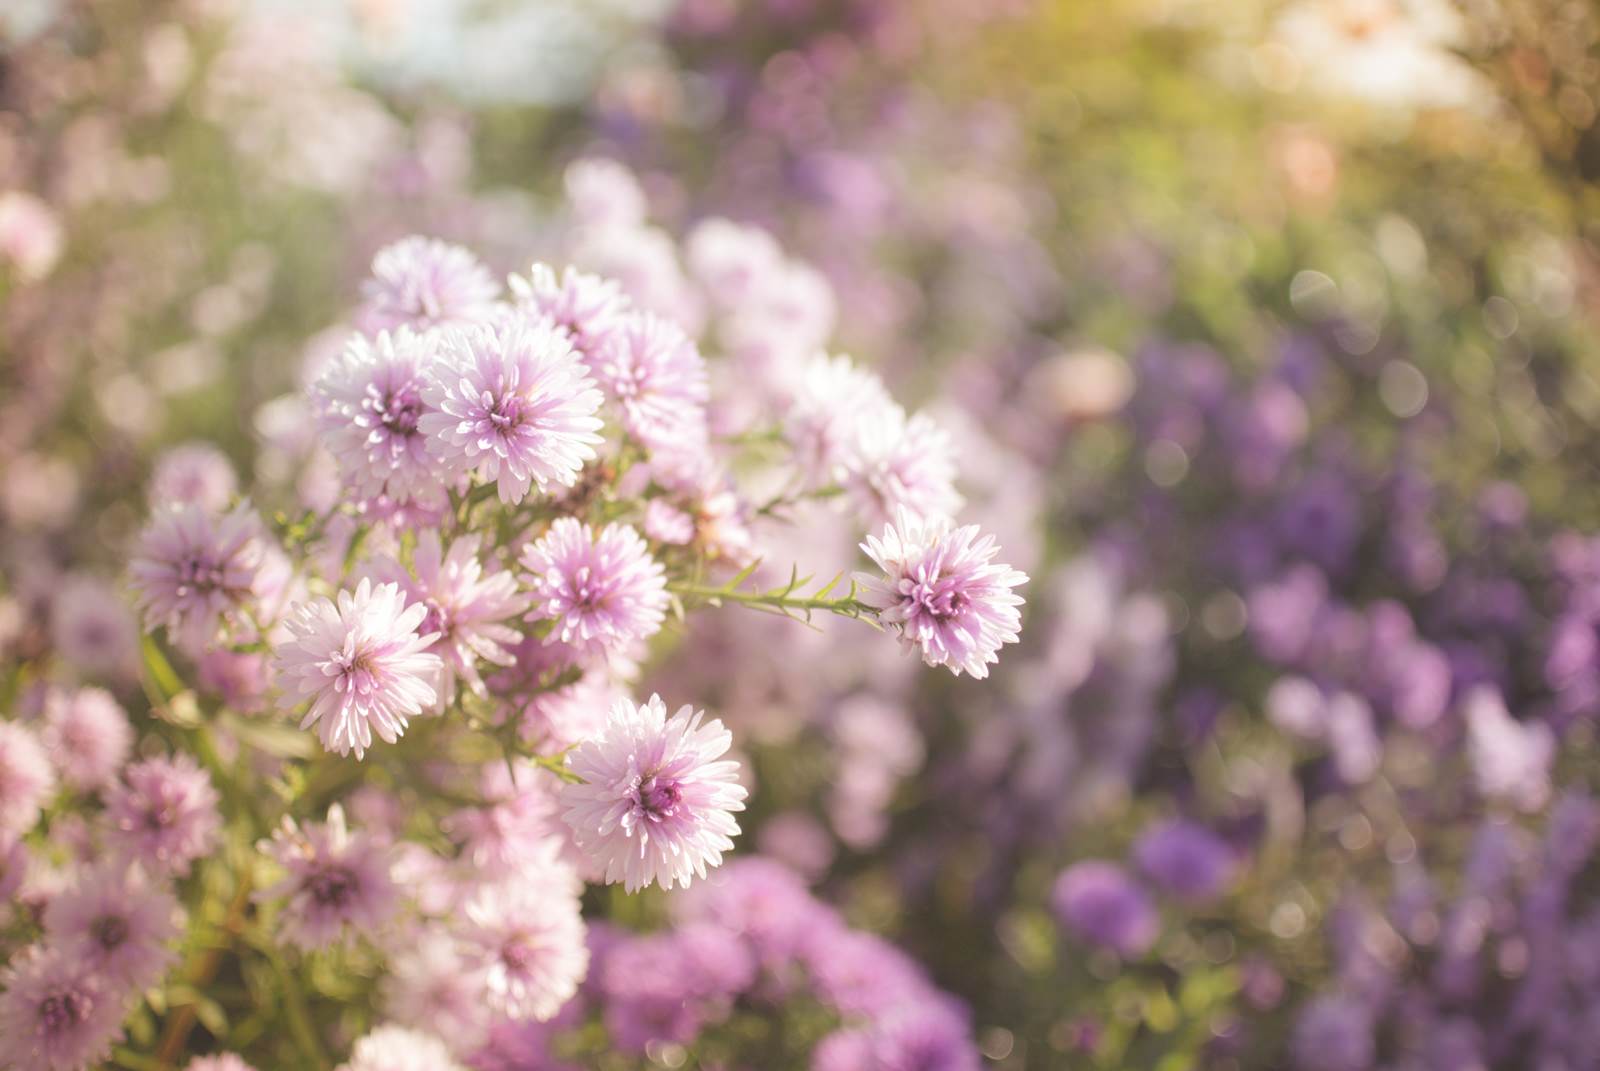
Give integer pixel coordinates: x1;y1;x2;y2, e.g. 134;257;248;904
419;313;604;504
508;263;630;361
520;519;668;658
858;508;1027;679
313;328;450;512
562;695;746;892
275;578;442;759
588;311;709;454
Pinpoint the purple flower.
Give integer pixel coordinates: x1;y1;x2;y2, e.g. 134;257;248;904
1133;819;1238;903
561;694;747;892
184;1056;257;1071
259;805;399;950
419;313;605;504
0;947;125;1071
0;721;55;837
783;353;895;488
858;508;1028;679
43;862;181;991
40;688;131;792
381;932;491;1054
458;874;589;1022
104;754;220;877
677;857;832;966
509;264;631;362
841;404;962;526
363;532;528;707
313;328;450;512
520;519;668;658
811;1004;980;1071
149;442;238;512
588;311;709;454
274;578;443;759
1051;861;1159;956
357;236;498;333
129;503;273;651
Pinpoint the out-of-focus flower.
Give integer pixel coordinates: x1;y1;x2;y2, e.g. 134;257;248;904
40;688;131;792
562;694;746;891
588;311;709;453
0;948;125;1071
509;263;630;361
1051;861;1159;956
260;805;399;951
104;755;220;877
459;874;589;1021
0;191;64;282
130;503;272;651
338;1024;464;1071
357;236;498;333
274;578;442;759
1133;819;1238;904
1464;687;1554;813
0;722;56;837
43;862;181;991
149;443;238;512
858;508;1028;679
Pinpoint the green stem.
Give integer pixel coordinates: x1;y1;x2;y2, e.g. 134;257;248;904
670;582;876;620
272;953;330;1070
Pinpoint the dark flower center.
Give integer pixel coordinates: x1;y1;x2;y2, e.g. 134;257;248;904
376;388;423;436
93;914;129;950
638;774;682;819
39;991;86;1033
175;553;226;594
307;865;359;907
502;936;536;972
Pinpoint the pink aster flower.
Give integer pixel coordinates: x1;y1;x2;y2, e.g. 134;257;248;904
104;754;220;877
0;722;55;837
259;805;399;951
0;947;125;1071
339;1024;465;1071
129;502;272;651
508;263;631;359
363;532;528;707
841;404;962;526
458;874;589;1021
313;328;450;511
149;442;238;512
43;862;181;992
274;578;442;759
520;519;668;656
588;311;709;454
41;688;132;793
782;353;895;488
419;314;604;504
358;236;499;334
561;694;747;892
382;931;491;1053
50;575;138;680
858;509;1028;679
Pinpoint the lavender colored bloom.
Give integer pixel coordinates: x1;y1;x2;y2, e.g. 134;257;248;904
129;503;271;651
149;442;238;512
358;236;498;333
858;508;1028;679
520;519;668;657
381;932;491;1053
782;353;896;487
685;218;784;309
841;403;962;525
811;1004;981;1071
1050;861;1159;956
313;328;450;512
0;947;125;1071
50;575;138;679
259;805;399;950
339;1024;465;1071
803;928;937;1019
43;862;181;991
274;578;442;759
41;688;131;792
104;754;220;877
677;857;832;966
363;532;528;706
1291;995;1375;1071
508;263;630;361
419;313;604;504
458;874;588;1021
588;311;709;453
561;694;747;892
1133;819;1238;903
601;934;707;1052
0;721;55;837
